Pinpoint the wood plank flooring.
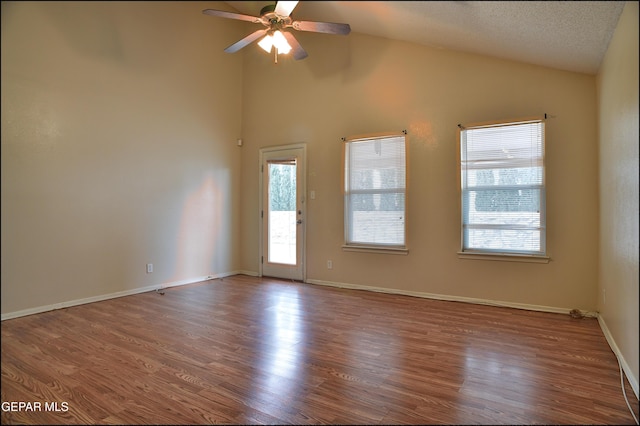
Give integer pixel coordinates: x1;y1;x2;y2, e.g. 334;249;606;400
2;274;638;424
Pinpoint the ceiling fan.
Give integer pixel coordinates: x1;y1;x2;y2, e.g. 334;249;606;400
202;1;351;62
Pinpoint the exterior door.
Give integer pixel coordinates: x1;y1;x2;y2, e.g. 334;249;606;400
260;144;306;281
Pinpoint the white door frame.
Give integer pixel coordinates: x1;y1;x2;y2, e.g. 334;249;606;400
259;143;307;281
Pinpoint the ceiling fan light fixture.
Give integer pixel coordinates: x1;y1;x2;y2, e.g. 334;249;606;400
272;30;292;54
259;31;292;55
258;34;274;53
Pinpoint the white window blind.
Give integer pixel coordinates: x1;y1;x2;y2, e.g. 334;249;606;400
344;135;407;248
460;119;545;255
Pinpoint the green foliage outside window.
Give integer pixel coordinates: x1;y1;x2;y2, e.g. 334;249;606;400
269;164;296;211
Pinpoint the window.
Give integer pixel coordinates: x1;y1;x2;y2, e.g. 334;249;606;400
343;133;407;253
459;118;546;258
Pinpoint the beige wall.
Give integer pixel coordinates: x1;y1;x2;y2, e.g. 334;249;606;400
240;31;600;312
597;1;639;396
1;1;245;315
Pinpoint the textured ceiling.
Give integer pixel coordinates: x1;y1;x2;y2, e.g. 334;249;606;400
223;1;625;74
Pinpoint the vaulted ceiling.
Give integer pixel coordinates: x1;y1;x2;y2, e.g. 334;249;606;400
224;1;626;74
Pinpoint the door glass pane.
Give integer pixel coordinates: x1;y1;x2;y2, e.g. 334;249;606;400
268;161;297;265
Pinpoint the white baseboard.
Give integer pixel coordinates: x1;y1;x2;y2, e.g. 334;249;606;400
598;315;639;400
0;271;238;321
305;278;598;317
234;270;260;277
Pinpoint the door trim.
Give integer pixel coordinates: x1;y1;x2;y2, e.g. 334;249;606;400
258;143;307;281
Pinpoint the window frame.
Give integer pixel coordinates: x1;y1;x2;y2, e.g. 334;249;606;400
342;132;409;255
457;117;549;263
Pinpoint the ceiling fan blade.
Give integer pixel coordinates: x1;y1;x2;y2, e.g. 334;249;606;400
292;20;351;35
282;31;308;60
202;9;261;24
224;29;268;53
274;1;298;18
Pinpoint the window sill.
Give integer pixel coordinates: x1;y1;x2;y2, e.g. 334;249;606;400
343;245;409;255
457;251;550;263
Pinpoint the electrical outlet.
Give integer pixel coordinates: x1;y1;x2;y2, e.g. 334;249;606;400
327;260;333;269
146;263;153;273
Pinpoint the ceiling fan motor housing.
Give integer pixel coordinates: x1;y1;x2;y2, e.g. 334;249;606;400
259;4;292;31
260;4;277;16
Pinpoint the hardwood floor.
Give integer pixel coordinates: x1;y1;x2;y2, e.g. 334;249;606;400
2;274;638;425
